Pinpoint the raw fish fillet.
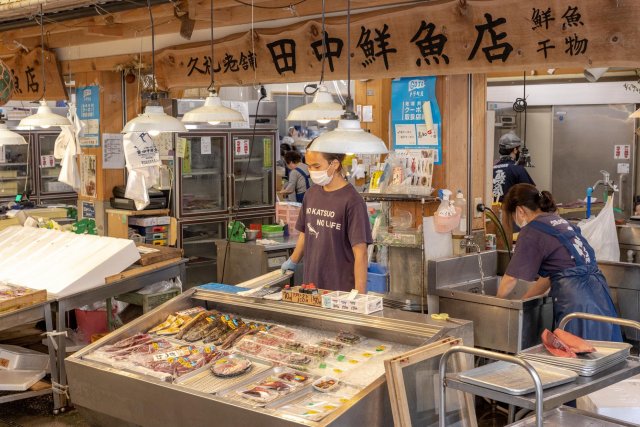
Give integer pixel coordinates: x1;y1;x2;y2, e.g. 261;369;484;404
541;329;576;358
553;329;596;353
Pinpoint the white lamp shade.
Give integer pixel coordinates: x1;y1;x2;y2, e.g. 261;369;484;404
308;119;388;154
287;87;344;122
630;107;640;119
182;94;245;123
122;105;187;134
18;100;72;129
0;123;27;145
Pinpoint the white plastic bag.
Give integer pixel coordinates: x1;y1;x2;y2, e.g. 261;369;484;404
578;195;620;262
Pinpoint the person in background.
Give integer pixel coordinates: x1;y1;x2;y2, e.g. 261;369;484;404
280;151;311;203
281;151;372;293
496;184;622;342
492;131;535;202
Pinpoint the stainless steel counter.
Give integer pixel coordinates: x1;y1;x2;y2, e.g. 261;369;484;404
66;288;472;427
428;251;553;353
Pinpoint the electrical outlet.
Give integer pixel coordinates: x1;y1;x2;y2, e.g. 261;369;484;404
474;197;483;218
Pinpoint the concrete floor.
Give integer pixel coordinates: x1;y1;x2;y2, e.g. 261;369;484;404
0;395;88;427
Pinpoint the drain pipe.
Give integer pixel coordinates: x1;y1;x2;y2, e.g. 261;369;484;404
464;74;474;247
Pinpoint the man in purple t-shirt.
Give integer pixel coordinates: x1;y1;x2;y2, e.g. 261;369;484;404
281;151;372;293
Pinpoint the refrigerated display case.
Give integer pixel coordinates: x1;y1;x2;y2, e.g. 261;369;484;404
232;133;275;211
36;133;74;196
66;289;474;427
0;131;77;204
178;133;228;217
0;142;30;198
180;219;227;288
172;101;278;288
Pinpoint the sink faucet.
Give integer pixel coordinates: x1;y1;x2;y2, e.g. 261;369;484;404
591;170;618;195
460;235;480;253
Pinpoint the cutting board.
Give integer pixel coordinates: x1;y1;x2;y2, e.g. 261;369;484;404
135;243;183;266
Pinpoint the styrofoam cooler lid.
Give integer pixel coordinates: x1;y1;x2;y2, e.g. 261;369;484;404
0;344;49;372
0;369;46;391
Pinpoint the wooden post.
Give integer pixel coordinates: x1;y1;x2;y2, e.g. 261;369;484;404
75;71;126;235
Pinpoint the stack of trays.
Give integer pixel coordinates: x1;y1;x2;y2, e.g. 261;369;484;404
457;360;578;395
519;341;631;377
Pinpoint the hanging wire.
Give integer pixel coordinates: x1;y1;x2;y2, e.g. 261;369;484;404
38;5;46;100
146;0;157;94
207;0;216;93
303;0;327;96
250;0;259;89
346;0;351;101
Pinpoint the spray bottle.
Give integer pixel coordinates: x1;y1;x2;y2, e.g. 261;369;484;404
434;189;460;233
454;190;467;234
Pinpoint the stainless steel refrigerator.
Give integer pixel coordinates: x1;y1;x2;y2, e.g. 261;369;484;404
552;104;636;215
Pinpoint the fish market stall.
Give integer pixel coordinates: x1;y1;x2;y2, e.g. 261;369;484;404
66;288;473;426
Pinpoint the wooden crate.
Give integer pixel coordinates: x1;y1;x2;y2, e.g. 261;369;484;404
135;243;183;266
0;286;47;313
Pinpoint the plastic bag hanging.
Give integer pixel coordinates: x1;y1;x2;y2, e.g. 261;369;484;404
123;132;162;210
577;195;620;262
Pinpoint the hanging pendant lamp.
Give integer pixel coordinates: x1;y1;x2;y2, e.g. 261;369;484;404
182;0;244;126
629;108;640;119
122;0;186;135
0;118;26;145
308;0;387;154
286;85;344;124
287;0;343;125
18;7;71;130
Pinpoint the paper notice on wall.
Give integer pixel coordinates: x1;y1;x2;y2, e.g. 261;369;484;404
614;145;631;160
80;154;97;198
416;124;438;146
394;124;417;146
201;137;212;155
362;105;373;123
227;101;250;129
423;101;434;131
176;138;187;158
39;155;56;168
154;133;173;157
102;134;125;169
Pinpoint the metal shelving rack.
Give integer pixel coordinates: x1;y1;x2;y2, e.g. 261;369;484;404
439;313;640;427
361;192;438;313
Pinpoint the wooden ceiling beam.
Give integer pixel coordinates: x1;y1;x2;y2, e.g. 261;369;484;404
0;0;419;54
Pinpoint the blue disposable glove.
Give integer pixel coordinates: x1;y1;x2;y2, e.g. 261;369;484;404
281;257;297;273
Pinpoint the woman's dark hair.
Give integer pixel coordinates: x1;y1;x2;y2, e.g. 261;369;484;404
284;150;302;164
320;152;346;172
503;184;556;223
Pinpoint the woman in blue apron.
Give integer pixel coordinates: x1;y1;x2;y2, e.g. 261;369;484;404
281;151;311;203
497;184;622;342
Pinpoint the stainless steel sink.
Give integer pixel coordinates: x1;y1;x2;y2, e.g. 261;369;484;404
428;251;553;353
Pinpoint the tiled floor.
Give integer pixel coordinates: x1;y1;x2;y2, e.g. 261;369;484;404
0;395;88;427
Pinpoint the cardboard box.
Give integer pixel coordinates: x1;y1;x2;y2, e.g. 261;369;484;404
0;285;47;313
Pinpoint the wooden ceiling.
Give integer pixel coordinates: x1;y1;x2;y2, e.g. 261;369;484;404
0;0;419;57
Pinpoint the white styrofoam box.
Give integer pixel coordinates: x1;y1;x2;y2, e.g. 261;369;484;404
0;226;140;297
0;369;46;391
0;345;49;371
321;291;383;314
576;375;640;423
128;216;171;227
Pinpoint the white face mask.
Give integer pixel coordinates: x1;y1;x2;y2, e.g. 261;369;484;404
309;163;336;186
516;209;528;228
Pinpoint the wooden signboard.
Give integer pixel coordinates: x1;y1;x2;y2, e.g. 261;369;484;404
155;0;640;89
282;288;324;307
4;47;66;101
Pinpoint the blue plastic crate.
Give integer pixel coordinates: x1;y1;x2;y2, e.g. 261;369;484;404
367;263;388;293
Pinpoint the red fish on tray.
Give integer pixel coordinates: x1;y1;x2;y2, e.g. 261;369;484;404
541;329;597;358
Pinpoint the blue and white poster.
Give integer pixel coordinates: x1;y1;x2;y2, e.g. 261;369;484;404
391;77;442;164
77;85;100;147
